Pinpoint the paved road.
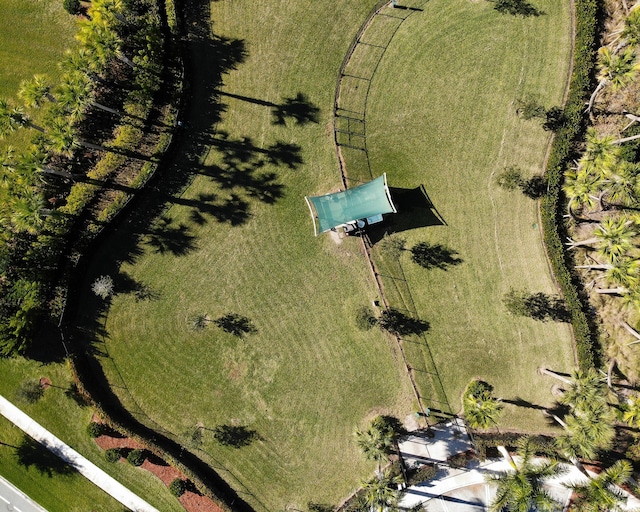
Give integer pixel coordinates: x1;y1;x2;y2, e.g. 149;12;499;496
0;475;47;512
0;395;159;512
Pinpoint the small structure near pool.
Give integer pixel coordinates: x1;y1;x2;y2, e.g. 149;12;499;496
305;173;397;236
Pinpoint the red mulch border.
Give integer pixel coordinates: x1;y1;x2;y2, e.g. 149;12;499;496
92;415;223;512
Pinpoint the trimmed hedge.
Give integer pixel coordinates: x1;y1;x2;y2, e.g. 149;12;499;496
539;0;600;369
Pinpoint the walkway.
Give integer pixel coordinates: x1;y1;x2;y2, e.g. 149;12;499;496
0;475;47;512
400;458;640;512
0;395;159;512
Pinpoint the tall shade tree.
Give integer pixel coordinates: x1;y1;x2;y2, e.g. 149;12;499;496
587;47;640;112
564;460;633;512
487;437;565;512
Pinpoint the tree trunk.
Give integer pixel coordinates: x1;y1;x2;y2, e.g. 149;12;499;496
608;358;617;390
586;80;606;113
42;167;75;180
78;140;107;152
622;321;640;345
497;445;517;470
117;52;135;69
613;133;640;145
90;101;121;116
575;264;614;270
538;367;573;385
566;237;599;249
595;287;628;295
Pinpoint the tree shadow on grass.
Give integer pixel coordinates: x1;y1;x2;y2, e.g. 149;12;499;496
214;313;257;338
410;242;463;270
501;397;546;411
490;0;543;16
379;308;430;337
15;436;77;477
211;425;259;448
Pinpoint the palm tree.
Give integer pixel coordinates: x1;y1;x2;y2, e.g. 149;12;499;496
622;394;640;426
76;21;134;69
462;379;504;429
587;47;640;112
558;368;608;412
362;472;401;512
487;437;565;512
18;75;55;108
58;72;121;119
554;402;616;461
2;189;47;235
603;161;640;208
567;215;637;264
582;128;621;173
564;459;633;512
354;424;394;474
0;99;44;137
44;118;107;158
563;169;604;218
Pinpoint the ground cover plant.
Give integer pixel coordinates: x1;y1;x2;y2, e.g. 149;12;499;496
364;0;576;428
75;0;413;509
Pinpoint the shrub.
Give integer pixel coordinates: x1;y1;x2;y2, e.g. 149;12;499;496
92;275;114;299
169;478;187;497
63;0;81;15
355;305;377;331
126;448;146;466
448;452;469;468
495;166;524;190
105;448;122;463
86;421;105;438
407;463;438;486
15;380;44;404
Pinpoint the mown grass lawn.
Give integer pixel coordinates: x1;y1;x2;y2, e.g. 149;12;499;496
0;0;77;150
75;0;576;509
365;0;575;429
0;359;183;512
78;0;413;510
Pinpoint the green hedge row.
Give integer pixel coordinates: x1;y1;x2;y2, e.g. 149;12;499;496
540;0;600;370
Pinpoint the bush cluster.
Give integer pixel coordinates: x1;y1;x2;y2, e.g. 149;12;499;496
86;421;106;438
169;478;187;497
539;0;599;369
126;448;146;466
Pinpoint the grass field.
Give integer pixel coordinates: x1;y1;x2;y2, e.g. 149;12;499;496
0;0;77;150
364;0;576;427
77;0;413;509
72;0;576;509
0;358;183;511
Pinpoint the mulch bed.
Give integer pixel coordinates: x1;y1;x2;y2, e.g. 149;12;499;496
94;430;224;512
